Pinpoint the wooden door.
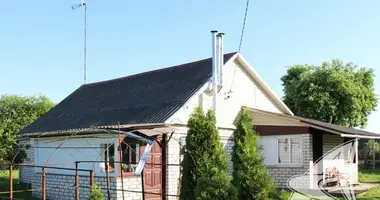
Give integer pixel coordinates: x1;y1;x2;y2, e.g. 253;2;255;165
142;141;162;200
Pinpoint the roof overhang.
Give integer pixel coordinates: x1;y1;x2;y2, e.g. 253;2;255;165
306;124;380;139
299;120;380;139
247;107;380;139
17;123;173;141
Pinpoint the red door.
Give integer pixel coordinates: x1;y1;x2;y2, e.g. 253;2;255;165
142;141;162;200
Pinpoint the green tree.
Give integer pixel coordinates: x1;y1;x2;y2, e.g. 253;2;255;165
281;60;378;128
231;108;276;200
0;94;54;163
180;107;235;200
364;140;380;156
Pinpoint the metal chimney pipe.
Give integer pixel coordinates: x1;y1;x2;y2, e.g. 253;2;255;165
211;30;218;115
217;33;224;88
215;35;220;89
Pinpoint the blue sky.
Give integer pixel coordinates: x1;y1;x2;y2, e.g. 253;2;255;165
0;0;379;133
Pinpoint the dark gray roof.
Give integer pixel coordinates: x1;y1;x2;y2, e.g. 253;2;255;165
248;108;380;137
20;53;237;135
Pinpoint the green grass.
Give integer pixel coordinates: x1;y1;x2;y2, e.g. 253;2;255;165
359;168;380;183
280;188;380;200
0;169;39;200
356;187;380;200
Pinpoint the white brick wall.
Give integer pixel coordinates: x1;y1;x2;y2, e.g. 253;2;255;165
167;132;184;200
18;139;34;184
266;134;313;188
117;176;143;199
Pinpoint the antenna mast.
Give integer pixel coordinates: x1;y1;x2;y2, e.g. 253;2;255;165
72;0;87;84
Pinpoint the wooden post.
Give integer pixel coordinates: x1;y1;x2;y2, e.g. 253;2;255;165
90;170;94;189
9;165;13;199
42;167;46;200
161;134;167;200
105;161;111;200
75;162;79;200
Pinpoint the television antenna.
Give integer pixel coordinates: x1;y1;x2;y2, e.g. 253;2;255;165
72;0;88;84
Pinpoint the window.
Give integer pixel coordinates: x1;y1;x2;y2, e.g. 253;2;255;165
121;138;141;173
278;137;302;164
102;144;115;173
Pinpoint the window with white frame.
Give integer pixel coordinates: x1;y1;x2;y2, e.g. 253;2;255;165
277;137;302;164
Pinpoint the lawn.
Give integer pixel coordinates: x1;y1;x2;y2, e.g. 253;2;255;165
0;169;38;200
356;187;380;200
359;168;380;183
282;188;380;200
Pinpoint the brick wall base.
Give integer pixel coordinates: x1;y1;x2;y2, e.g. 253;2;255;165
18;139;34;184
30;173;143;200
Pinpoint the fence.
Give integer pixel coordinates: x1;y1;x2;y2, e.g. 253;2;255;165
0;163;94;200
1;161;184;200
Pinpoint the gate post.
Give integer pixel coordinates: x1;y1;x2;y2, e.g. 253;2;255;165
42;167;46;200
75;162;79;200
90;170;94;189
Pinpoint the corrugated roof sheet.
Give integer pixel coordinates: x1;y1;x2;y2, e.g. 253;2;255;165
19;53;237;135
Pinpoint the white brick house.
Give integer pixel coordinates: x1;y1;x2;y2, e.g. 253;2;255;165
18;39;380;199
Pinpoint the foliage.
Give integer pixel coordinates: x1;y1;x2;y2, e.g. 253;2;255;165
278;190;293;200
89;184;104;200
281;60;378;128
180;107;235;200
231;108;276;200
0;95;54;163
363;140;380;156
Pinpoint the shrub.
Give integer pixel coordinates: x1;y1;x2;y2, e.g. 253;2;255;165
89;184;104;200
231;108;277;199
180;107;234;200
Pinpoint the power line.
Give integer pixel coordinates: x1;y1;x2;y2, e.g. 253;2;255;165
230;0;250;92
238;0;250;52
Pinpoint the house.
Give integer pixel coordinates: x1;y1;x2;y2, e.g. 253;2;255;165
18;32;380;200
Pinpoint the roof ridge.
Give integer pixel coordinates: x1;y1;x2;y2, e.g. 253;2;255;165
84;52;237;87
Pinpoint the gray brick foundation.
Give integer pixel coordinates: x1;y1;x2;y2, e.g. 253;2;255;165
31;173;143;200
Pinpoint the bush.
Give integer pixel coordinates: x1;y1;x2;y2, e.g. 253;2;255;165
231;108;277;199
89;184;104;200
278;190;292;200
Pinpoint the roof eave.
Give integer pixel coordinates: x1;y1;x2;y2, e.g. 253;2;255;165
18;123;169;138
247;107;380;138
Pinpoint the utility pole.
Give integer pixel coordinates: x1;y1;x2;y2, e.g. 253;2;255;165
72;0;87;84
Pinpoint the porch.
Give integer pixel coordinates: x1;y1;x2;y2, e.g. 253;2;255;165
249;107;380;191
